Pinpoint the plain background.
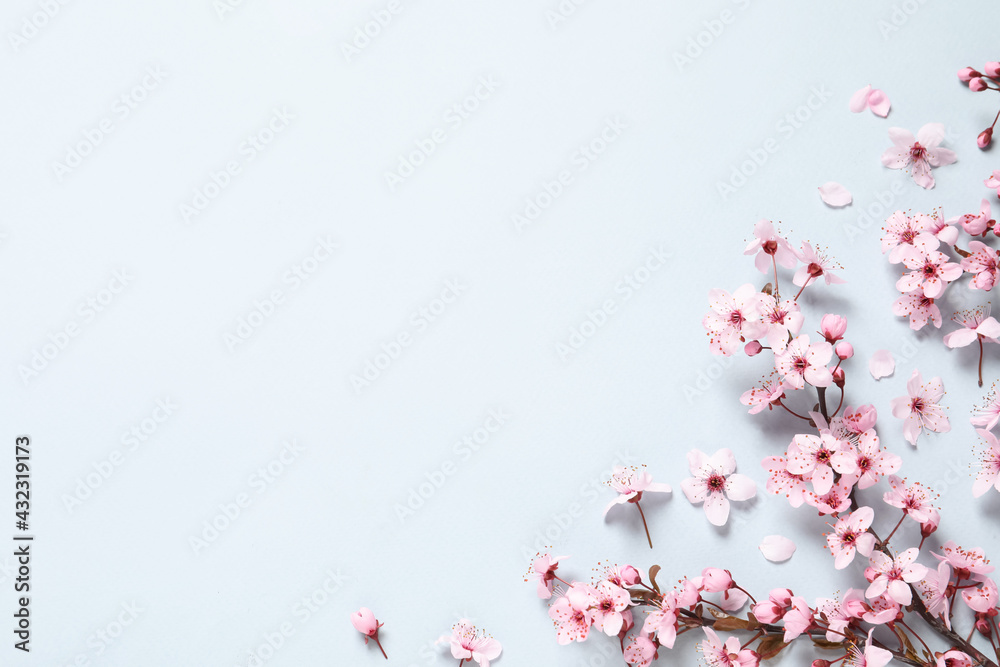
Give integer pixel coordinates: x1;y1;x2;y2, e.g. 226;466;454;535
2;0;1000;664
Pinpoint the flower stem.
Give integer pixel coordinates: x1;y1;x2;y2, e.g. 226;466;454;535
374;635;388;660
793;279;810;302
831;385;845;419
879;512;906;548
817;386;830;422
772;254;781;300
980;336;986;387
635;502;653;549
777;400;811;421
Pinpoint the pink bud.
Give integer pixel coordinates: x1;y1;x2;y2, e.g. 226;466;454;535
986;62;1000;78
835;341;854;360
920;508;940;538
351;608;380;638
833;367;845;388
960;67;982;82
977;617;992;636
700;567;733;593
820;314;847;343
620;565;641;586
971;77;989;92
980;128;994;149
744;340;763;356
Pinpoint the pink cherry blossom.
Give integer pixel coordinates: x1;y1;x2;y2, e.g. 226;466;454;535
793;242;846;288
437;620;501;667
895;247;962;298
881;123;957;189
775;335;833;389
623;633;658;667
962;578;998;613
751;588;793;623
761;455;808;507
781;596;814;642
698;627;760;667
717;587;749;612
681;448;756;526
890;369;950;446
530;553;567;599
960;241;1000;290
943;305;1000;348
971;384;1000;430
603;465;671;517
881;211;941;263
916;561;953;629
932;541;995;580
948;199;994;235
826;506;877;569
819;314;847;343
973;428;1000;497
351;607;388;658
804;477;855;515
987;170;1000;198
852;429;901;489
814;590;866;641
842;405;878;435
744;219;798;275
883;475;938;523
935;650;975;667
602;564;640;588
759;295;803;353
699;567;733;593
927;212;960;245
740;375;785;415
548;584;594;645
846;628;893;667
866;548;928;605
892;291;942;330
586;581;631;636
787;433;857;495
704;284;769;356
850;84;891;117
642;591;679;648
863;593;901;625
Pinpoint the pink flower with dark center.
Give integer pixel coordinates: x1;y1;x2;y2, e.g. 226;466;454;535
961;241;1000;290
866;549;928;605
971;384;1000;430
932;541;995;581
699;627;760;667
775;335;833;389
881;210;940;263
883;475;938;523
841;404;878;436
681;448;757;526
804;478;854;515
893;291;942;330
704;284;769;356
787;433;857;495
943;305;1000;348
642;590;679;648
529;553;567;599
826;506;877;569
881;123;957;189
761;455;808;507
437;620;502;667
548;584;595;645
890;369;950;446
896;247;963;298
740;375;785;415
744;219;798;274
852;429;901;490
587;581;631;636
759;295;803;353
973;428;1000;498
793;242;846;288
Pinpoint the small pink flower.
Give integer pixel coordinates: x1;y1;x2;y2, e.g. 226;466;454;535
699;627;760;667
987;170;1000;199
548;584;595;645
895;247;962;299
916;561;953;628
852;429;901;490
961;578;998;612
943;305;1000;348
935;650;975;667
932;541;995;580
623;633;658;667
759;295;803;353
529;553;567;600
890;369;950;446
781;596;814;642
744;219;798;274
351;608;388;659
793;242;846;288
927;212;960;245
437;620;501;667
866;549;928;605
883;475;938;523
819;314;847;343
961;241;1000;290
587;581;631;636
826;506;877;569
751;588;793;623
761;455;808;507
814;590;865;641
704;284;769;356
775;335;833;389
893;291;942;330
971;384;1000;430
787;433;857;495
881;211;940;263
881;123;957;189
804;477;854;516
681;448;756;526
863;593;901;625
973;428;1000;497
603;466;671;517
642;591;679;648
847;628;893;667
842;405;878;434
603;564;640;588
740;375;785;415
948;199;994;236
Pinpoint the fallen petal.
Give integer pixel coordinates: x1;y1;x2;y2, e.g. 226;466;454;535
818;182;853;207
869;349;895;379
849;85;872;113
759;535;796;562
868;89;891;117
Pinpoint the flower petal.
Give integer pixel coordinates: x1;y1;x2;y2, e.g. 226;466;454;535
759;535;796;562
868;89;890;117
704;493;730;526
725;473;757;501
849;85;872;113
869;349;895;379
818;182;853;207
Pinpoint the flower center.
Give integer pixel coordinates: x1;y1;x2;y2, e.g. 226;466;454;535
729;310;745;326
763;239;778;255
900;229;915;244
910;142;927;161
793;357;809;372
707;474;726;491
911;397;925;413
922;263;938;277
807;262;824;277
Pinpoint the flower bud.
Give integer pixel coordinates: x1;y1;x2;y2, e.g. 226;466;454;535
833;367;845;388
351;607;381;638
959;67;982;82
700;567;734;593
820;314;847;343
971;77;989;92
977;617;992;636
920;508;940;539
986;62;1000;78
620;565;641;586
980;128;994;149
745;340;763;356
835;341;854;360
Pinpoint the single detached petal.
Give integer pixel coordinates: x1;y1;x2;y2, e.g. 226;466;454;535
869;349;895;379
868;89;890;117
849;85;873;113
818;182;853;207
759;535;796;562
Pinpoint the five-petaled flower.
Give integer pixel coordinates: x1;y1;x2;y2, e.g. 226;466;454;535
890;369;950;446
437;620;502;667
895;247;963;298
826;506;877;569
703;284;768;356
866;548;928;605
881;123;957;189
774;335;834;389
681;448;757;526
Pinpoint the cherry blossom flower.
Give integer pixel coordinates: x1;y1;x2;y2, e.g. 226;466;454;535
863;593;901;625
987;170;1000;199
681;448;756;526
717;587;748;612
892;291;942;330
787;433;857;495
973;428;1000;497
781;596;814;642
866;548;928;605
793;242;846;289
962;578;998;613
916;561;953;629
881;123;957;189
751;588;793;623
850;84;891;117
761;455;808;507
603;466;671;517
548;585;595;645
699;567;733;593
623;633;658;667
934;651;975;667
846;628;893;667
932;541;995;581
819;314;848;343
704;284;769;356
586;581;631;636
927;212;960;245
943;305;1000;348
804;477;855;515
740;375;785;415
895;247;962;298
602;564;640;588
826;506;877;569
744;219;798;275
948;199;994;235
971;384;1000;430
775;335;834;389
642;591;679;648
814;590;866;642
529;553;567;600
842;405;878;435
960;241;1000;290
351;608;388;659
759;295;803;353
881;210;940;263
890;369;950;446
883;475;938;523
698;627;760;667
437;620;502;667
